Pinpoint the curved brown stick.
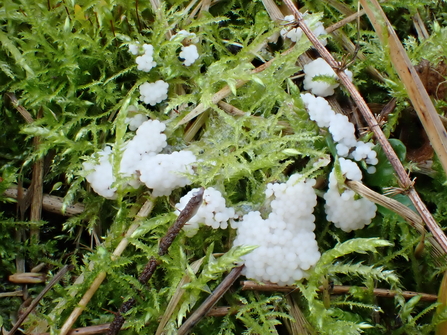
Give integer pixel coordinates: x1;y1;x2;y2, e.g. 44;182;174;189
241;281;438;302
106;188;205;335
177;266;244;335
8;265;74;335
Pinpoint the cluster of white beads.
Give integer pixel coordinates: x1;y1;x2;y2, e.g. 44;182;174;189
301;93;378;169
124;105;148;131
128;43;157;72
84;120;196;198
138;150;197;197
128;42;140;55
119;120;167;180
281;15;327;46
135;44;157;72
179;45;199;66
324;158;377;232
177;187;237;237
171;30;200;66
352;141;379;167
233;174;320;285
303;58;353;97
83;147;117;199
139;80;169;106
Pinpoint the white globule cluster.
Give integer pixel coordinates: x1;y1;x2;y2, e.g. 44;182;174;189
124;105;149;131
119;119;167;181
281;15;327;46
179;45;199;66
128;42;140;55
352;142;378;166
125;113;148;131
138;150;197;197
139;80;169;106
83;147;117;199
324;158;377;232
84;120;197;198
177;187;237;237
303;58;353;97
135;44;157;72
233;174;320;285
171;30;200;66
301;93;378;169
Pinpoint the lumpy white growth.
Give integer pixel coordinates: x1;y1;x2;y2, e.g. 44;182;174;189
281;15;327;46
301;93;356;156
170;30;199;44
125;113;148;131
119;119;167;180
135;44;157;72
138;150;197;197
139;80;169;105
233;174;321;285
128;42;140;55
84;120;167;197
83;147;117;199
352;141;378;165
85;120;195;198
301;93;335;128
324;158;377;232
171;30;200;66
301;93;377;168
179;45;199;66
178;187;237;237
303;58;352;97
125;105;148;131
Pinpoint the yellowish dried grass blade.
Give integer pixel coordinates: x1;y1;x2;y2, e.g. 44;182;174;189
261;0;284;22
360;0;447;176
155;258;204;335
436;270;447;334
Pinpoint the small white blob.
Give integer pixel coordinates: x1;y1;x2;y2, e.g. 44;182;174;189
139;80;169;106
303;58;352;97
179;45;199;66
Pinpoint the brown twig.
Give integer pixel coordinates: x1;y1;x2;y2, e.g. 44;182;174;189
325;9;366;34
4;186;85;217
8;265;74;335
158;187;204;256
58;199;154;335
0;291;24;298
9;272;46;284
412;9;429;40
5;93;34;124
283;0;447;254
36;306;238;335
106;188;205;335
241;281;438;302
30;107;44;240
177;266;244;335
36;324;112;335
345;180;444;259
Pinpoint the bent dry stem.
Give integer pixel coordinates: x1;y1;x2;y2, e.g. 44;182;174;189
106;187;205;335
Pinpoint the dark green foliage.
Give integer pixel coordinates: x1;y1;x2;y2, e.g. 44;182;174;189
1;0;447;334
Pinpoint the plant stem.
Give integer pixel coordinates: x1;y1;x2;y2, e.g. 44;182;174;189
106;188;205;335
241;281;438;301
177;265;244;335
9;265;74;335
58;199;154;335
